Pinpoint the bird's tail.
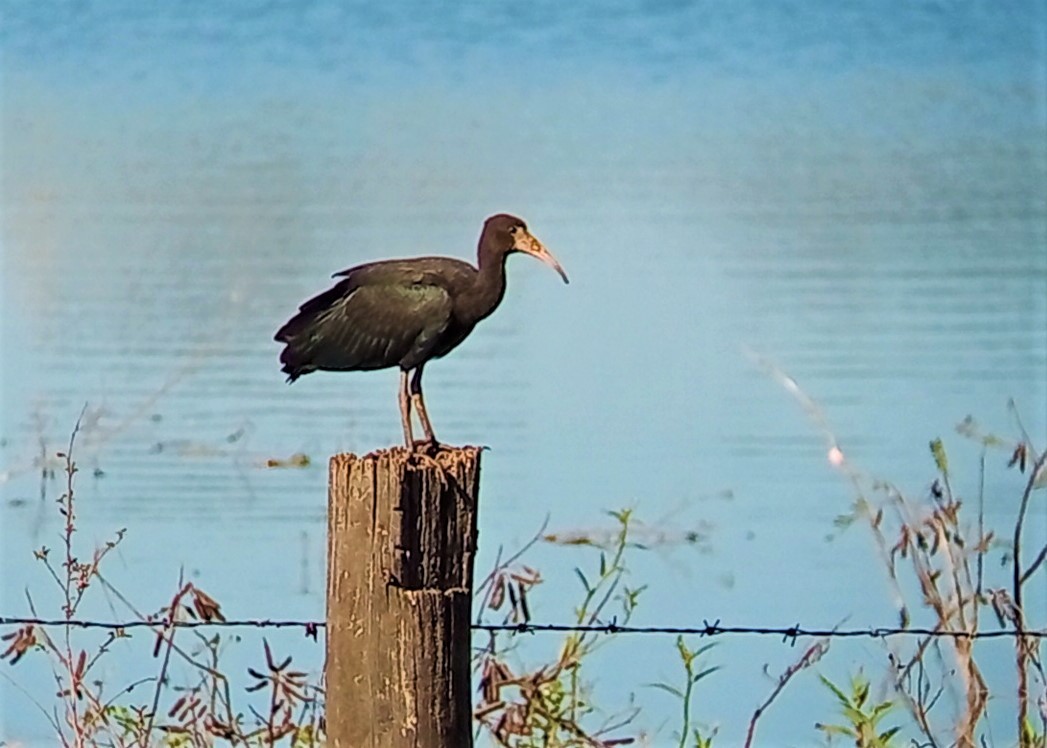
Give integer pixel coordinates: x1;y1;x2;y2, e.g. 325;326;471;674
275;317;315;383
280;360;303;383
275;276;353;384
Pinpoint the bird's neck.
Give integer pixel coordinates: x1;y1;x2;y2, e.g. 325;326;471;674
468;246;508;320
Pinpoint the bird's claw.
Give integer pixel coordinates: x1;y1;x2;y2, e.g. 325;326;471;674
411;439;442;456
405;443;449;485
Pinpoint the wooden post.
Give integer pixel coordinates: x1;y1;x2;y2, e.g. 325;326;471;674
326;447;482;748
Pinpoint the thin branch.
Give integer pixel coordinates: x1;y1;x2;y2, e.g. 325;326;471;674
1013;448;1047;613
141;579;191;747
1020;545;1047;586
744;640;829;748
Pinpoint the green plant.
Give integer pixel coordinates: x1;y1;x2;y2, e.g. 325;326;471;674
11;396;1044;747
753;352;1046;747
0;415;326;747
648;636;718;748
849;430;1046;747
815;672;899;747
474;509;645;747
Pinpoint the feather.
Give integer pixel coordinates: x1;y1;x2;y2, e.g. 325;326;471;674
276;275;454;380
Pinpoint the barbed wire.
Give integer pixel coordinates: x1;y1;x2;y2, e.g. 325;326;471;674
2;615;1043;642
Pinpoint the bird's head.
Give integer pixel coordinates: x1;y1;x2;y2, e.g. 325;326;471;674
484;214;569;284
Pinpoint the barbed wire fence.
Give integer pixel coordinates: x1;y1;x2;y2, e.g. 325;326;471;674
1;428;1043;745
2;615;1044;642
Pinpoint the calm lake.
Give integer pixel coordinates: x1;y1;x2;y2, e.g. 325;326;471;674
2;1;1045;743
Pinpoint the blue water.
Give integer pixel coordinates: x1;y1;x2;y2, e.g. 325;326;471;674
2;1;1045;744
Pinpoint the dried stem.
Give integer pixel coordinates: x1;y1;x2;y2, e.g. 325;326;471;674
744;640;829;748
1012;446;1047;745
141;580;191;746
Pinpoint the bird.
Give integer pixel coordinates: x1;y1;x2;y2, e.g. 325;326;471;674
274;213;569;452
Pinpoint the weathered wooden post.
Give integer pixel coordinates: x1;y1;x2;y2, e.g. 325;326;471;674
326;446;482;748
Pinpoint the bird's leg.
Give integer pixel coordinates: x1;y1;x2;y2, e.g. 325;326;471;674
399;369;415;450
409;365;440;451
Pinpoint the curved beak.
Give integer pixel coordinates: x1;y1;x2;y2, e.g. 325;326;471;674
515;230;569;284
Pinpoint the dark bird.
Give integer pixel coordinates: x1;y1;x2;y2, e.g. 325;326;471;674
274;214;568;451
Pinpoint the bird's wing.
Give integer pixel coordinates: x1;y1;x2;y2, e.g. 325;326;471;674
282;275;455;372
274;277;354;342
332;257;475;281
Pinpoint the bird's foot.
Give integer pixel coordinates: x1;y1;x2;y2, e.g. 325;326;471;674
411;439;443;456
405;443;449;484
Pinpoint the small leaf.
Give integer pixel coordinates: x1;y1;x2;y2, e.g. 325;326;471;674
818;674;849;706
517;582;530;622
168;696;187;718
1008;443;1027;471
675;635;692;664
879;726;901;742
853;678;869;707
841;705;865;725
815;722;856;738
692;665;721;683
488;578;505;611
646;682;685;699
870;701;894;720
833;513;857;529
929;438;949;475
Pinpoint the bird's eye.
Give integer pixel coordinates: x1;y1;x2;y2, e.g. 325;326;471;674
508;226;518;234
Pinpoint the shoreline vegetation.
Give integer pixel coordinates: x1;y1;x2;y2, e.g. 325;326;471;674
1;392;1044;747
